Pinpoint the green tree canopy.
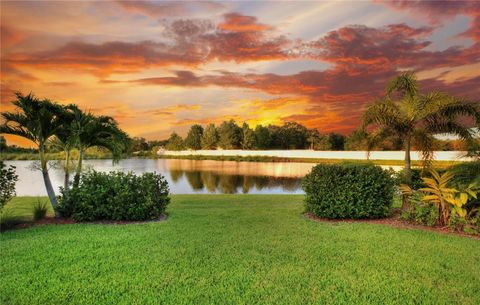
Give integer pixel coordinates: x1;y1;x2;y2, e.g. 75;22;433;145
166;132;185;151
241;123;256;149
184;124;204;150
217;120;242;149
201;124;219;149
277;122;308;149
254;125;271;149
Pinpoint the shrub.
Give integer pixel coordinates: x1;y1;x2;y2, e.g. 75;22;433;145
57;170;170;222
448;161;480;187
33;198;49;221
448;161;480;210
0;161;18;210
401;202;438;226
302;163;394;219
0;209;24;231
393;168;423;189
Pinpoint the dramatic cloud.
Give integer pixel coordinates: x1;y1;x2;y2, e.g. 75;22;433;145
379;0;480;41
0;25;25;49
1;1;479;141
2;12;292;77
115;0;226;18
309;23;479;71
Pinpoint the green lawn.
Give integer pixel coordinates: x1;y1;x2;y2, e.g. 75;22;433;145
1;195;479;305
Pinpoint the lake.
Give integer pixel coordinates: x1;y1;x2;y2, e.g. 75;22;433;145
5;159;321;196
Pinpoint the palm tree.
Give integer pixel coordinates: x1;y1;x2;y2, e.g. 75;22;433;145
71;109;130;187
48;104;78;190
0;92;64;214
363;71;480;186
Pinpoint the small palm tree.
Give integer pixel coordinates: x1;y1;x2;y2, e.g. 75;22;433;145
364;71;479;185
48;104;78;190
0;92;64;215
71;109;130;187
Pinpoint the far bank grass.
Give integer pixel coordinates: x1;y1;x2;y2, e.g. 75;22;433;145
1;151;462;168
158;154;460;168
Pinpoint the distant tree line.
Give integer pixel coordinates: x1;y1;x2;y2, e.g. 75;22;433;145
161;121;349;151
0;136;38;153
138;119;477;152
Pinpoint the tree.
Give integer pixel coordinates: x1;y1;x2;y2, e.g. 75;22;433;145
0;136;6;151
201;124;218;149
345;129;368;151
72;108;130;188
328;133;345;150
241;123;256;149
130;137;149;152
307;129;321;150
314;135;332;150
184;124;204;150
48;104;77;190
277;122;308;149
363;71;480;186
217;120;242;149
254;125;271;149
0;92;64;213
0;161;18;210
165;132;185;151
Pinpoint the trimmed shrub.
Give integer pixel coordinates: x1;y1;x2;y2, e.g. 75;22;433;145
58;170;170;221
302;164;394;219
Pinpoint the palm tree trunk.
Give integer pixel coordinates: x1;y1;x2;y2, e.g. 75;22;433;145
73;149;84;188
404;139;412;185
63;150;70;190
40;148;59;217
402;139;412;210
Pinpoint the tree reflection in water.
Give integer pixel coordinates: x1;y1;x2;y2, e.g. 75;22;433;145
165;159;311;194
170;169;302;194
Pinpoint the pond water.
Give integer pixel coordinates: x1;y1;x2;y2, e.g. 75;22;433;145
5;159;321;196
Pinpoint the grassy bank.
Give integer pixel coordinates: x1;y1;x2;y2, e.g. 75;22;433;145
0;151;114;161
2;195;479;305
1;151;462;168
158;154;459;168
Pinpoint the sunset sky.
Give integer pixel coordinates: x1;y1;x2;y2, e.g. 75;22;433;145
1;0;479;146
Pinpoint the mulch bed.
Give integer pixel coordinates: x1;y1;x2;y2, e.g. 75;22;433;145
1;214;167;232
304;211;480;240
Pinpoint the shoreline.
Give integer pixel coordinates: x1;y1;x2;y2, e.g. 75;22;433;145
1;152;465;167
157;154;460;167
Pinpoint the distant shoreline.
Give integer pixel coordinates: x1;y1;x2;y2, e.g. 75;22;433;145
1;150;471;168
156;154;459;167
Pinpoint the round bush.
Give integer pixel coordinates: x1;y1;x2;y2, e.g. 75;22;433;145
58;170;170;221
302;163;394;219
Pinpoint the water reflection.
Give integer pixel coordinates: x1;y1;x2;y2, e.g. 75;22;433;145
6;159;311;196
6;159;402;196
171;169;302;194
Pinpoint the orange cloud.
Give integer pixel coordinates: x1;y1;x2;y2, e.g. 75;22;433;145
218;13;272;32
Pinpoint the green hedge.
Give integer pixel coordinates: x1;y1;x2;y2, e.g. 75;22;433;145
302;164;394;219
58;171;170;221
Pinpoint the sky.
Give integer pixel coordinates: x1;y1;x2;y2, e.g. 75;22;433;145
1;0;479;146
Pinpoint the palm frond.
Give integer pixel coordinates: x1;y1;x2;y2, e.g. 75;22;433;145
386;71;418;100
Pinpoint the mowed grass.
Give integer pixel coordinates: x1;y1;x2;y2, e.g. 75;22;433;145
1;195;479;305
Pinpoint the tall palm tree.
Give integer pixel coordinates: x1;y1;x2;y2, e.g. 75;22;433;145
71;109;130;187
363;71;480;186
0;92;64;214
